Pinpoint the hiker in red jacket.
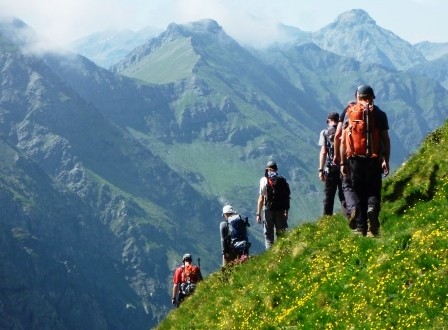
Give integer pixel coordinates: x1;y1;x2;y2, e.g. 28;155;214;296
172;253;202;307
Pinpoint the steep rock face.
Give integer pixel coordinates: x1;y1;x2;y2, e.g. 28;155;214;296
0;19;223;329
0;143;151;329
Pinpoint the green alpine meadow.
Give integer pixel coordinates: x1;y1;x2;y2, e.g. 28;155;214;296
158;121;448;329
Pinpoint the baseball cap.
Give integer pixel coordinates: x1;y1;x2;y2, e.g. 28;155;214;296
266;160;278;170
327;112;339;120
356;85;375;99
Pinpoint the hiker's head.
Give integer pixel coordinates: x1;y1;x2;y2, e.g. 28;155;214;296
222;204;236;216
356;85;375;101
183;253;192;263
266;160;278;172
327;112;339;124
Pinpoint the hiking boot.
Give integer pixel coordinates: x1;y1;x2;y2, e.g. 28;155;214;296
367;206;380;236
367;206;375;219
352;228;363;236
367;231;380;238
348;208;358;229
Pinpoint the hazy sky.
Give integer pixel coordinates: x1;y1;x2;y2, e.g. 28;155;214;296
0;0;446;47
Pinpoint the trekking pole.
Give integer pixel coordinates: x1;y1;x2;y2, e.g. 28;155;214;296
365;103;371;156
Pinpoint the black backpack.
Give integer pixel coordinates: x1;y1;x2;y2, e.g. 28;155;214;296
227;216;251;254
265;175;291;211
323;124;337;165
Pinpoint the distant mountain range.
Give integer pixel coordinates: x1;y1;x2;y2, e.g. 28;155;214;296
1;9;448;329
68;27;162;69
414;40;448;60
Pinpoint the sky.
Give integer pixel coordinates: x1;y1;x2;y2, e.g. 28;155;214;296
0;0;446;47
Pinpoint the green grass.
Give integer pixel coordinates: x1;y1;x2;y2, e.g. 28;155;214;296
121;38;200;84
156;121;448;329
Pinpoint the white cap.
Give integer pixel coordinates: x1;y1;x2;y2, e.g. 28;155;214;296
222;205;236;215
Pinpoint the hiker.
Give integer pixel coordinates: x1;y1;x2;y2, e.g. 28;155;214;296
318;112;346;216
220;204;251;266
256;161;291;249
333;94;361;228
171;253;203;307
340;85;391;237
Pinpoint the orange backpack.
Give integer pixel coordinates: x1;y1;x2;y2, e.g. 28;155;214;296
182;264;201;284
344;103;380;158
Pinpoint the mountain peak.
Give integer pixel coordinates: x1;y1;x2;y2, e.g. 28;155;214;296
0;16;40;50
333;9;376;27
166;19;223;37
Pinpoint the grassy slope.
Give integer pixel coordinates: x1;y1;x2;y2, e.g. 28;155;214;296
157;120;448;329
121;38;199;84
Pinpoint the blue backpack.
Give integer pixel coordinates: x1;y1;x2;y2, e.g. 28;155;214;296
227;216;251;254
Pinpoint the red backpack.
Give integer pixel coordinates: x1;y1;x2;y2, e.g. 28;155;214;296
344;103;380;158
181;264;201;284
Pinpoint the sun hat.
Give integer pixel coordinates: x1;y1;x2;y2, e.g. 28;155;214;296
222;205;236;215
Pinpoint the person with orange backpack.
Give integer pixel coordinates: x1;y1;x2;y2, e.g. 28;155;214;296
333;91;361;229
171;253;203;307
340;85;391;237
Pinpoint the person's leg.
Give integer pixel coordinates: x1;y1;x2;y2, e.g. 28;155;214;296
336;174;347;215
273;210;288;239
367;159;383;236
323;171;338;215
342;174;359;229
263;209;275;249
349;158;368;235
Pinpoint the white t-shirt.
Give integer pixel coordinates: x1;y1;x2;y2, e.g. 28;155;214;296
318;129;325;147
259;176;268;196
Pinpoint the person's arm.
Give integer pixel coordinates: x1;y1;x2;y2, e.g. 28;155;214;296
172;269;180;304
172;283;179;302
333;122;343;165
380;129;390;176
256;194;263;223
219;221;228;254
319;144;326;181
340;127;348;176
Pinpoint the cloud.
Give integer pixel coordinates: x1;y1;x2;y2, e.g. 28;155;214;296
1;0;447;47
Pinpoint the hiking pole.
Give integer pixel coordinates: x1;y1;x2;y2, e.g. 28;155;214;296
365;102;372;157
